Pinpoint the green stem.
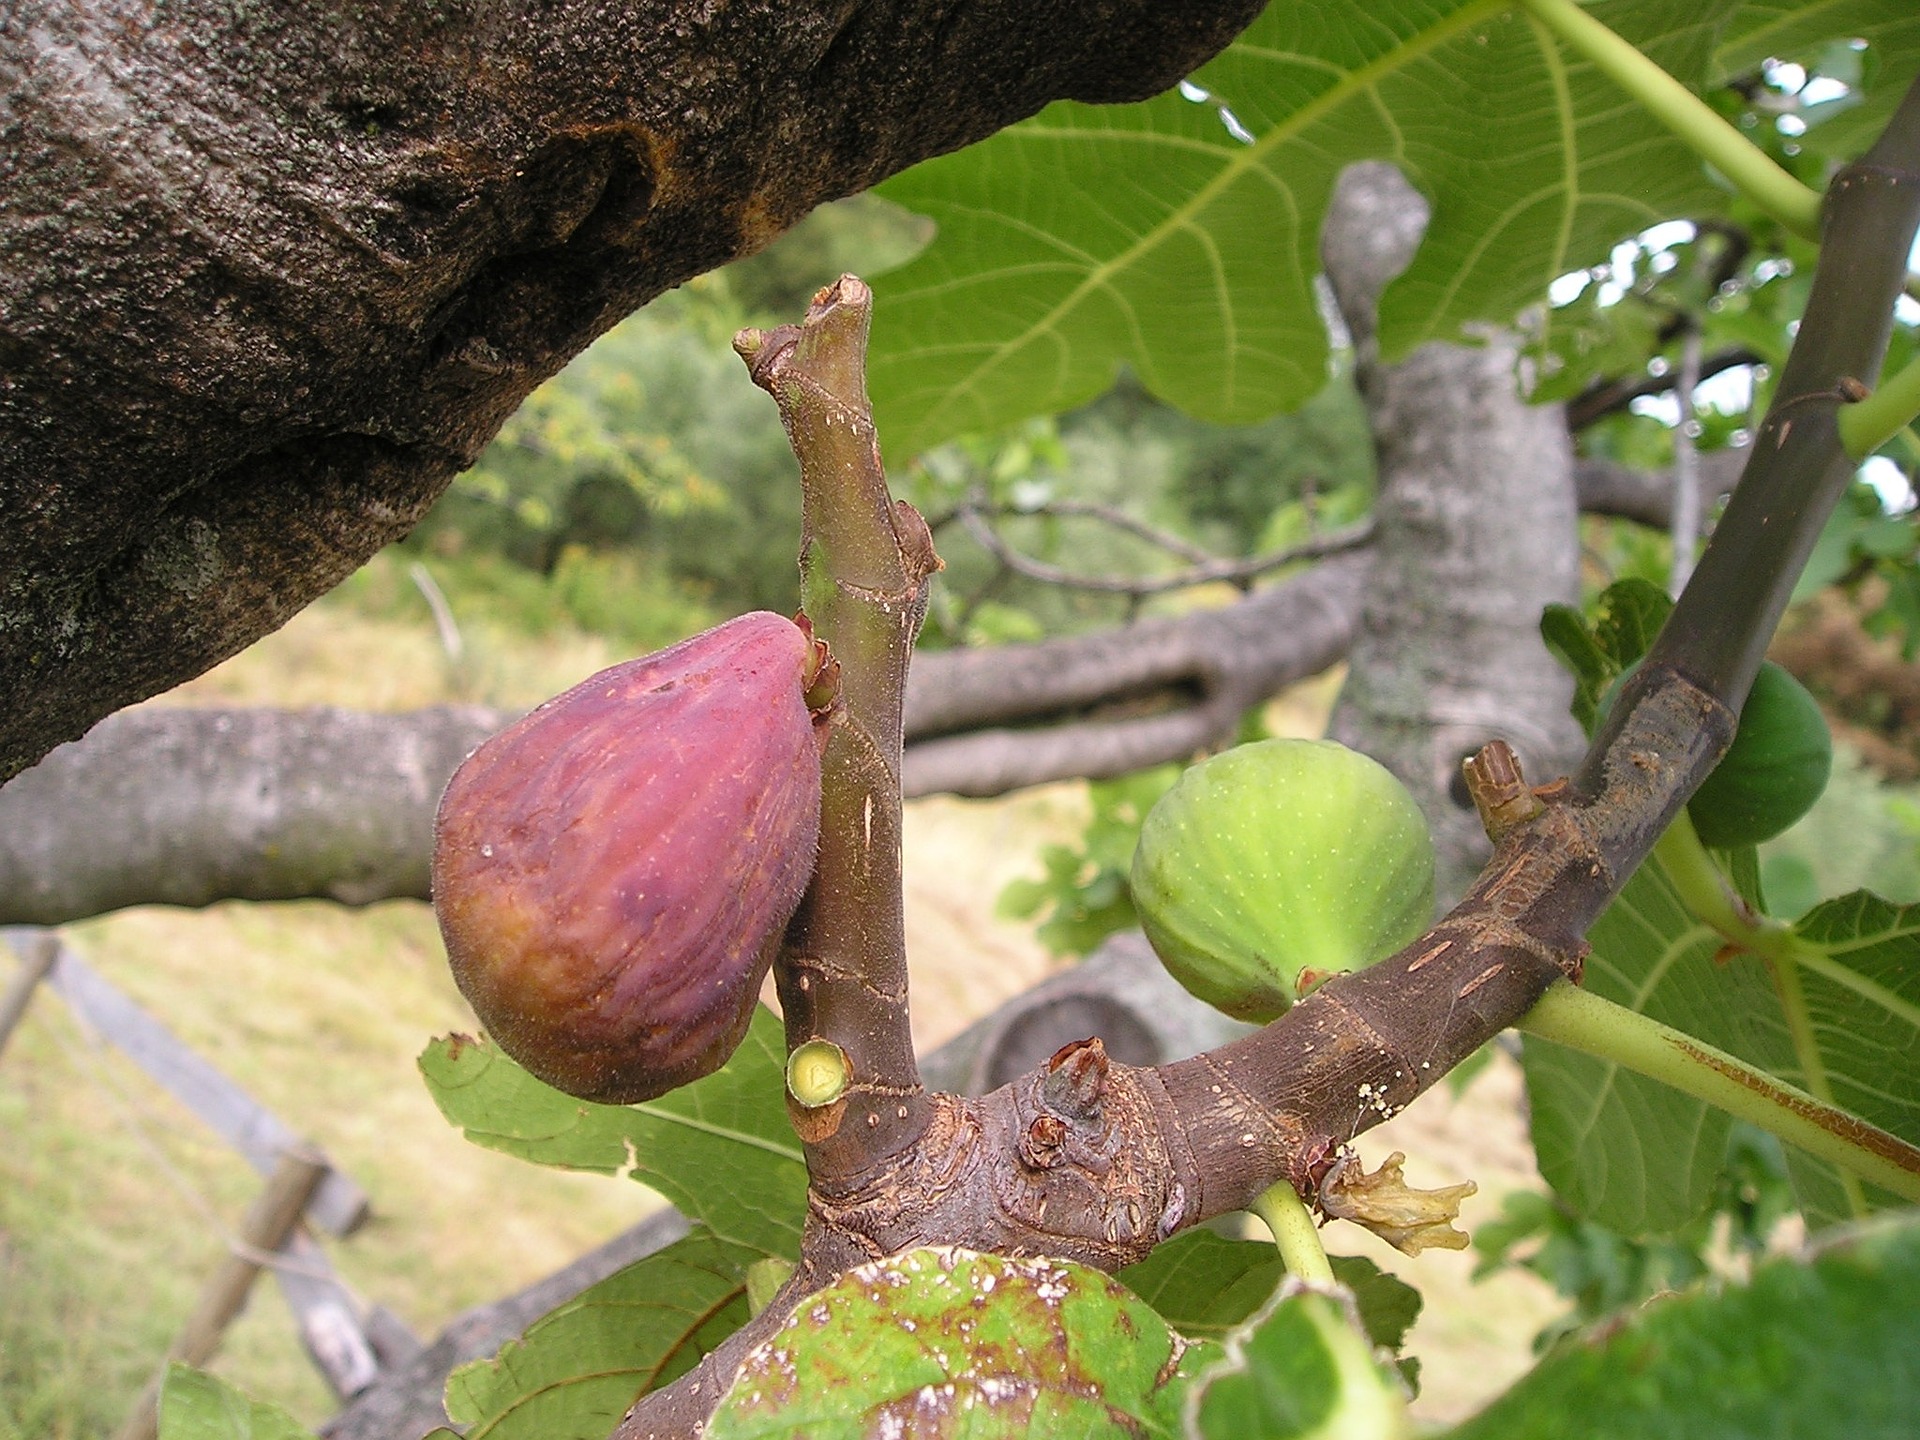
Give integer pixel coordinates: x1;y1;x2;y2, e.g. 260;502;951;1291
1839;353;1920;460
1252;1180;1336;1284
1516;0;1822;240
1519;981;1920;1203
1652;813;1800;965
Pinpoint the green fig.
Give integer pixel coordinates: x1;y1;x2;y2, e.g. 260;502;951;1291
1130;739;1435;1023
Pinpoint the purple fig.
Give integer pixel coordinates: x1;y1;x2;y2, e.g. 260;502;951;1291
433;611;830;1103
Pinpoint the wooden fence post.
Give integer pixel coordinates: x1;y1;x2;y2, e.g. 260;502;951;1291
0;929;58;1062
117;1145;330;1440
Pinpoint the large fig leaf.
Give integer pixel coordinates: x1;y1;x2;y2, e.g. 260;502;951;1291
420;1005;805;1254
158;1368;311;1440
1522;857;1742;1233
867;0;1743;455
444;1228;762;1440
1190;1285;1410;1440
1524;872;1920;1232
1716;1;1920;163
706;1247;1211;1439
1727;892;1920;1226
1443;1215;1920;1438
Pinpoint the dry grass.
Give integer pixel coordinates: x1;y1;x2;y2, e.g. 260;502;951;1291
1;585;1559;1437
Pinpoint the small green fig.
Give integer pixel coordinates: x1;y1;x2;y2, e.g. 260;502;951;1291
432;611;829;1104
1687;660;1831;848
1130;739;1435;1023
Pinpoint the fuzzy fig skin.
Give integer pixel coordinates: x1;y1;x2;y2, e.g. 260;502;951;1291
433;611;826;1103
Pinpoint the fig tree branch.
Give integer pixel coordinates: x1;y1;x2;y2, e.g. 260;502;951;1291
952;503;1374;596
1604;74;1920;733
620;87;1920;1440
1566;346;1764;431
736;279;941;1188
927;496;1221;565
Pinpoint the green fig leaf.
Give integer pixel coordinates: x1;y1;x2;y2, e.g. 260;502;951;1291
1191;1286;1409;1440
1524;863;1920;1233
1443;1216;1920;1439
420;1005;805;1254
707;1248;1212;1439
158;1366;311;1440
1542;579;1674;738
868;0;1745;456
1117;1230;1422;1363
444;1228;763;1439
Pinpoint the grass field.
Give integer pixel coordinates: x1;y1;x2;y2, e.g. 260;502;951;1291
0;558;1562;1438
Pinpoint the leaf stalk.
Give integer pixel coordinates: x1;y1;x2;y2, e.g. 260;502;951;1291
1515;0;1822;240
1519;981;1920;1203
1839;352;1920;460
1252;1180;1336;1283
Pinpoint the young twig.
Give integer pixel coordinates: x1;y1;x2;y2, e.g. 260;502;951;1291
734;280;942;1186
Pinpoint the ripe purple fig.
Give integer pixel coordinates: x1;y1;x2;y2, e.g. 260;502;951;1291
433;611;831;1103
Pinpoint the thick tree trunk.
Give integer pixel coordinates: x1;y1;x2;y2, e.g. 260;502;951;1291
1321;164;1585;903
0;0;1264;786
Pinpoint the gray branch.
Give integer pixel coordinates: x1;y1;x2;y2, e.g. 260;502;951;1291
1573;446;1747;530
0;706;507;924
0;555;1366;925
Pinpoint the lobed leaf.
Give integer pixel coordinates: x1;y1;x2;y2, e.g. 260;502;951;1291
869;0;1741;455
1525;863;1920;1232
1716;1;1920;163
1742;892;1920;1225
1117;1228;1421;1361
157;1367;310;1440
1190;1285;1410;1440
1522;856;1751;1233
706;1247;1211;1439
420;1006;805;1253
1444;1215;1920;1438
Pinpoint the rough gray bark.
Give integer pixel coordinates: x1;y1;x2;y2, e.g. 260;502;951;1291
1321;164;1584;904
0;705;503;923
0;450;1693;929
901;549;1368;795
1574;446;1745;530
0;0;1265;787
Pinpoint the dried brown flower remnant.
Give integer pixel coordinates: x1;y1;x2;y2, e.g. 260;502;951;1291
1319;1150;1477;1255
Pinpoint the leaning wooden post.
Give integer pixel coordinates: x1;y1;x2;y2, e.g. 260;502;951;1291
117;1144;330;1440
0;930;59;1063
